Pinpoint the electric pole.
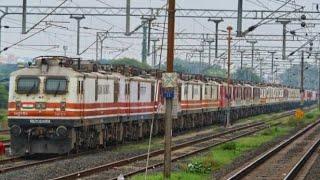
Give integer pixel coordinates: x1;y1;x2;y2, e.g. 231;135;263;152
125;0;131;35
268;51;276;83
0;14;6;53
237;49;245;69
300;50;305;106
151;38;159;67
204;36;214;66
226;25;232;128
247;40;257;70
208;18;223;58
96;32;108;61
142;21;148;63
259;58;263;81
237;0;243;37
288;58;293;85
316;53;320;110
22;0;27;34
276;20;290;60
63;45;68;56
70;15;85;55
164;0;175;179
197;48;204;73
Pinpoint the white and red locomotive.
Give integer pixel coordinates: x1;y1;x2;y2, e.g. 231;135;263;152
7;56;316;155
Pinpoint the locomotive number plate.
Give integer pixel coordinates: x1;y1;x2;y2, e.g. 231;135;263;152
30;120;51;124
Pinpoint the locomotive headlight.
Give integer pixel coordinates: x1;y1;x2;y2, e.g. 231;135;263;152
16;101;21;110
10;125;22;137
60;102;66;111
56;126;68;137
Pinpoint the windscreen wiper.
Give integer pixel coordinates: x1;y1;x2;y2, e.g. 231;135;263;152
26;83;36;96
54;81;61;96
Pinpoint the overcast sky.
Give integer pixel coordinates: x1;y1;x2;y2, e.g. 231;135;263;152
0;0;320;74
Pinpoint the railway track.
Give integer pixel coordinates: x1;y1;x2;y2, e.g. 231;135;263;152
0;121;267;177
227;119;320;180
51;108;315;180
51;120;282;179
0;107;313;178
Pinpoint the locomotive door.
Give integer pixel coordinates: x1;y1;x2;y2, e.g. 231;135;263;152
77;79;85;120
125;80;130;117
220;85;226;107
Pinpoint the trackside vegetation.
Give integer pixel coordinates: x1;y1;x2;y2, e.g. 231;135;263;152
132;108;320;180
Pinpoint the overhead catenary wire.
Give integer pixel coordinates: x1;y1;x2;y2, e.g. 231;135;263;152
0;25;51;53
23;0;68;34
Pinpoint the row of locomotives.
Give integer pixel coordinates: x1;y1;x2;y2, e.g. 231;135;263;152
8;56;163;155
7;56;318;156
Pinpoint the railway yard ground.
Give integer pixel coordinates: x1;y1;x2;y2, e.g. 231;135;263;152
0;107;318;180
131;107;320;180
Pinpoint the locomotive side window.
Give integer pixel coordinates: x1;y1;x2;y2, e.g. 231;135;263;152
114;80;119;102
151;83;155;102
45;77;68;95
125;83;130;95
137;82;141;100
16;76;40;94
211;85;218;100
192;85;194;99
184;84;188;99
95;79;98;101
178;85;181;101
77;81;84;94
77;81;81;94
200;85;202;100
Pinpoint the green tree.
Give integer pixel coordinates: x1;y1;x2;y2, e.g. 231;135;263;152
0;84;8;108
106;57;151;69
280;63;318;90
233;67;261;83
204;65;227;78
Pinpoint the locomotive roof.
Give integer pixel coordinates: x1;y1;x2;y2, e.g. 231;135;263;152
18;56;303;90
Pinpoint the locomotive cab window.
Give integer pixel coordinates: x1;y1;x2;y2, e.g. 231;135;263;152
16;76;40;94
45;77;68;95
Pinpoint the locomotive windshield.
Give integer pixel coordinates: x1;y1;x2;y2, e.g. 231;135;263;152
45;77;68;95
16;77;40;95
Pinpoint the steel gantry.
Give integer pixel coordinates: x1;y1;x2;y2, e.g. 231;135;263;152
1;6;320;21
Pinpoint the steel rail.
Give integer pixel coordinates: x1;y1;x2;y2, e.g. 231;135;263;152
52;122;273;180
227;119;320;180
0;156;65;174
284;138;320;180
0;107;310;177
111;126;270;180
0;156;24;165
50;108;309;179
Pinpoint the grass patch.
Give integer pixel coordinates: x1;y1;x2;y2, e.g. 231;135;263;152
0;109;8;130
0;109;7;122
0;135;9;141
201;126;291;170
132;126;292;179
283;109;320;127
114;137;163;153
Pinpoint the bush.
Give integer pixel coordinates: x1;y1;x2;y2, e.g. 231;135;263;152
221;142;237;151
287;117;301;127
305;113;314;119
187;161;212;174
262;128;273;136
